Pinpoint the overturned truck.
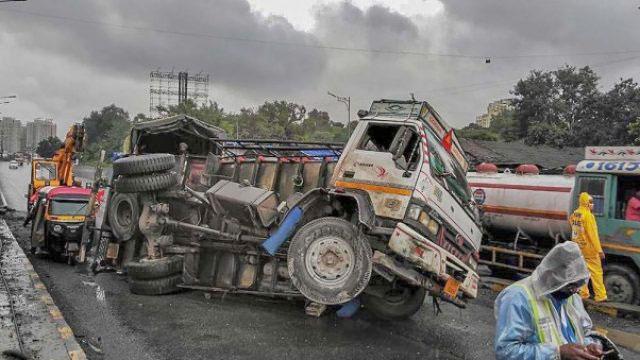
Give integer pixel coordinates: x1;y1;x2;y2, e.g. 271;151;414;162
99;101;482;319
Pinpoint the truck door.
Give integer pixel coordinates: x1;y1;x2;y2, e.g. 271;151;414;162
334;122;422;220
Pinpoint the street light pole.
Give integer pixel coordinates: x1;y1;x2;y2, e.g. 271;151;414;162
327;91;351;138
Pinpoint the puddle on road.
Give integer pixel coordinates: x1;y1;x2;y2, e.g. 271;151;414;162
82;281;106;306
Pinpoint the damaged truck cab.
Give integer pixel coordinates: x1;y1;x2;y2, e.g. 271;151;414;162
104;100;481;319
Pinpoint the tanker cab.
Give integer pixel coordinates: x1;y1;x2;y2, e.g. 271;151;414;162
332;120;422;220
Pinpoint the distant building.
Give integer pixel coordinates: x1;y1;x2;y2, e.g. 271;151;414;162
25;118;57;151
0;117;23;154
475;99;515;128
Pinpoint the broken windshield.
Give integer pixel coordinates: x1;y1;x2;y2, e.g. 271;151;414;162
425;129;472;208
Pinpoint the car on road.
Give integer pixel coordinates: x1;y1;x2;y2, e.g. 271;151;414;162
9;160;19;169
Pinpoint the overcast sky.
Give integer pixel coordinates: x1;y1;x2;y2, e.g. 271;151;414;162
0;0;639;137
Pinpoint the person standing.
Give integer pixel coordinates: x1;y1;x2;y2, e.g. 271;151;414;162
494;242;603;359
625;190;640;222
569;192;607;302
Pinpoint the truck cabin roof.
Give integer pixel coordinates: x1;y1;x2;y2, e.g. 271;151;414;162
45;186;91;201
129;114;226;156
361;99;470;172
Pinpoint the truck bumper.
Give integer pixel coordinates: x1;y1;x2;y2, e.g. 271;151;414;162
388;223;479;299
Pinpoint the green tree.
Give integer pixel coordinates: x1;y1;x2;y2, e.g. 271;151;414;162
81;104;131;162
488;109;520;141
595;79;640;145
36;136;63;158
513;66;600;147
456;124;499;141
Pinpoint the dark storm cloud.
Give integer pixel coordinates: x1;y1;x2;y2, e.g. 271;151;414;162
441;0;640;57
1;0;639;131
0;0;326;95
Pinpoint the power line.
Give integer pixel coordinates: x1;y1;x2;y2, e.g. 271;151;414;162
2;8;640;61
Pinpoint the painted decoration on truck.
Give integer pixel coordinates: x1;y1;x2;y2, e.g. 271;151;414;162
577;160;640;174
472;188;486;205
585;146;640;160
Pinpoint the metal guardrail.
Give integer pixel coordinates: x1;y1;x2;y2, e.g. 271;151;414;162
479;245;545;273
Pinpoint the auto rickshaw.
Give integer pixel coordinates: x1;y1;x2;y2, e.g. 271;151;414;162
28;186;91;262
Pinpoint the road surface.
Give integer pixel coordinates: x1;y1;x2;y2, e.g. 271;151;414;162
0;160;638;359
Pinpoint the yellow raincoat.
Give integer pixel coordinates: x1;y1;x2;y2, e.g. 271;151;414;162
569;192;607;302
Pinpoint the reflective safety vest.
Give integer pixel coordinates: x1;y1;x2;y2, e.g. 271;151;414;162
513;279;586;347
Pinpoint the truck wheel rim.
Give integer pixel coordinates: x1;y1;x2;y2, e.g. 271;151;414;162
305;236;355;287
605;274;633;303
117;201;133;227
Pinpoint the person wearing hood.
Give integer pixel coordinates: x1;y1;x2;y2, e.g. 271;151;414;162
570;192;607;302
495;242;604;360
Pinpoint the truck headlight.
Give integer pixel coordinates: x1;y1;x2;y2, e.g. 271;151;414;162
52;224;63;233
468;256;478;270
407;204;422;221
427;219;440;235
418;212;439;235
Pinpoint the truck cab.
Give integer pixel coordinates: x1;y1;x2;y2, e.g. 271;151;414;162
573;147;640;304
330;100;482;301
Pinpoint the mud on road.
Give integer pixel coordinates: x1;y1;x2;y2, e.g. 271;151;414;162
3;210;640;359
2;209;498;360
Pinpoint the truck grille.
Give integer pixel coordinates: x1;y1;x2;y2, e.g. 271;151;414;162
438;226;476;263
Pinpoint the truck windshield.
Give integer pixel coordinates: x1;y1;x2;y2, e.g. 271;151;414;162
49;199;89;216
425;130;472;207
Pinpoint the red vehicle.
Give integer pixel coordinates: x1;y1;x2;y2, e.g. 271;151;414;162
29;186;92;262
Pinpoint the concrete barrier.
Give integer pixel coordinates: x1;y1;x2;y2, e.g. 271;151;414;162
0;219;86;359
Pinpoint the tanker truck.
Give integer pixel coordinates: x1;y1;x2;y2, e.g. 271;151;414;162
93;99;482;319
469;146;640;305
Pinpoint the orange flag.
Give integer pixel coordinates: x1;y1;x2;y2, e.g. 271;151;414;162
442;129;453;152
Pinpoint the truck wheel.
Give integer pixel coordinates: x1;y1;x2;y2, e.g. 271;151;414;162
129;274;183;296
128;256;183;280
287;217;372;305
362;284;426;320
113;154;175;176
108;192;140;241
604;263;640;305
114;172;178;193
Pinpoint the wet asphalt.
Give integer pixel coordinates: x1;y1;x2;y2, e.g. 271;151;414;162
0;162;638;360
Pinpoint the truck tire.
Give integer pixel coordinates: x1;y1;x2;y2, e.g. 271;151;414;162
604;263;640;305
287;217;372;305
362;285;426;320
129;274;183;296
108;192;140;241
114;172;178;193
128;256;183;280
113;154;175;176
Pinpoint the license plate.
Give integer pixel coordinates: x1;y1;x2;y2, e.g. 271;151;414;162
443;277;460;298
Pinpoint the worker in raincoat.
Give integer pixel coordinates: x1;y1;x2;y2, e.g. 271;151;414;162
569;192;608;302
494;242;604;360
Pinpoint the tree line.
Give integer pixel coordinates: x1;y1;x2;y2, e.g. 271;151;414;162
37;100;349;162
457;66;640;148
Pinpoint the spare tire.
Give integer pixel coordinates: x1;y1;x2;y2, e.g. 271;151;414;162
113;153;175;176
287;217;372;305
128;256;183;280
108;192;140;241
129;274;183;296
114;172;178;193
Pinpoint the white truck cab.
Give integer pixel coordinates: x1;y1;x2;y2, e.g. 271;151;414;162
330;100;482;302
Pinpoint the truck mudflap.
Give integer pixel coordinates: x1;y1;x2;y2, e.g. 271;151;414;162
387;223;479;299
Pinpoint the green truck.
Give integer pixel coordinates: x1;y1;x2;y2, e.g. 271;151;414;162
471;146;640;305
